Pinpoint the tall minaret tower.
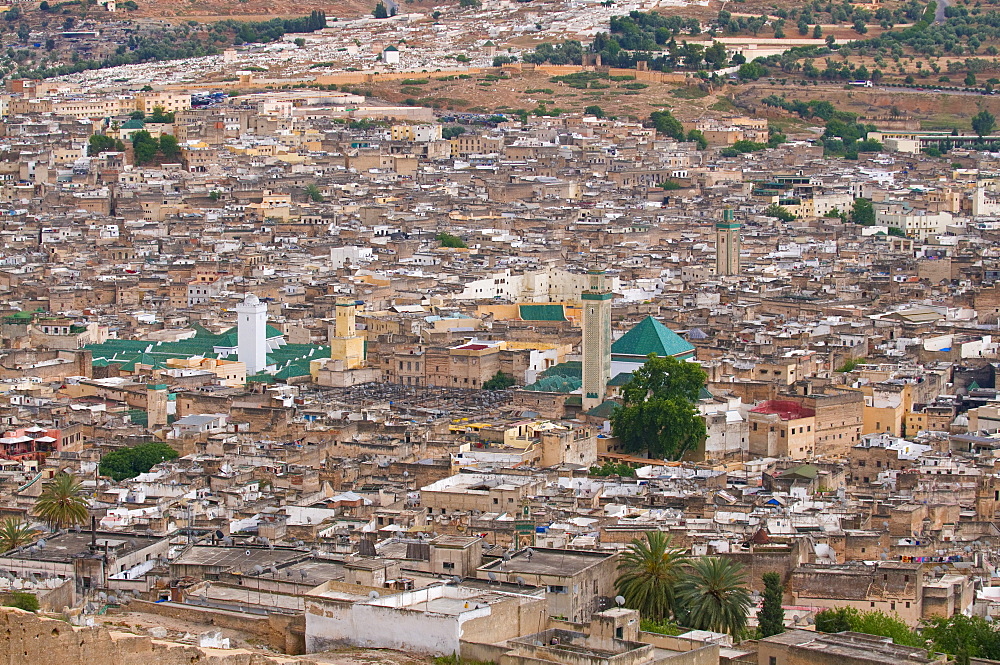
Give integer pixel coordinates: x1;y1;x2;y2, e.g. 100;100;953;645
715;207;741;276
236;293;268;376
330;300;364;369
581;270;612;411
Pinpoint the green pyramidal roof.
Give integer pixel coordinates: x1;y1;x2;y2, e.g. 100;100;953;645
611;316;695;358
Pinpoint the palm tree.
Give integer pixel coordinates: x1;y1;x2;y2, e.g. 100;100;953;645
34;473;88;529
0;518;35;552
676;557;752;637
615;531;687;622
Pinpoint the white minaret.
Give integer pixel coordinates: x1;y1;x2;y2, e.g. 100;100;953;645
236;293;268;375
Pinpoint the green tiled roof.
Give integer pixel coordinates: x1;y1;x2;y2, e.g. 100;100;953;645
585;400;620;418
779;464;818;480
84;326;327;383
611;316;695;358
522;361;581;393
608;372;633;387
518;304;566;322
274;358;313;380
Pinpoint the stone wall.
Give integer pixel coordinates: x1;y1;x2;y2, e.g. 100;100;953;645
0;607;318;665
129;599;305;654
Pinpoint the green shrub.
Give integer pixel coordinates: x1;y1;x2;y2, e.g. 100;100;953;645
5;591;38;612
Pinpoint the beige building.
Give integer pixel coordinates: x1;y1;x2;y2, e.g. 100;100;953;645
758;630;935;665
477;548;619;623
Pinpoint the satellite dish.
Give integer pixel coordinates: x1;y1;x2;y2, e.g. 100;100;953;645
987;615;995;623
253;565;264;575
488;571;498;582
245;549;251;556
451;575;462;585
269;566;279;575
215;530;224;540
615;595;626;606
368;591;380;599
515;576;526;587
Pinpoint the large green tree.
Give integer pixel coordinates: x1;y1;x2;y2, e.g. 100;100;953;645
649;110;684;141
815;607;923;647
973;110;996;138
850;198;875;226
158;134;180;161
675;557;752;637
922;615;1000;660
99;442;179;482
758;572;785;638
88;134;123;156
610;354;707;459
35;473;88;529
131;130;159;165
615;531;687;622
483;371;516;391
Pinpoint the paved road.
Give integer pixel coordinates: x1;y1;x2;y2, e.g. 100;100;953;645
936;0;949;23
875;86;988;97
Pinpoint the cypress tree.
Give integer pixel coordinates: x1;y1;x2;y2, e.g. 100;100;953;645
759;572;786;638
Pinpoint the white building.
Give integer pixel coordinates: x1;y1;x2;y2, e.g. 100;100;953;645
304;581;545;655
236;293;268;375
877;209;953;241
456;267;621;303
